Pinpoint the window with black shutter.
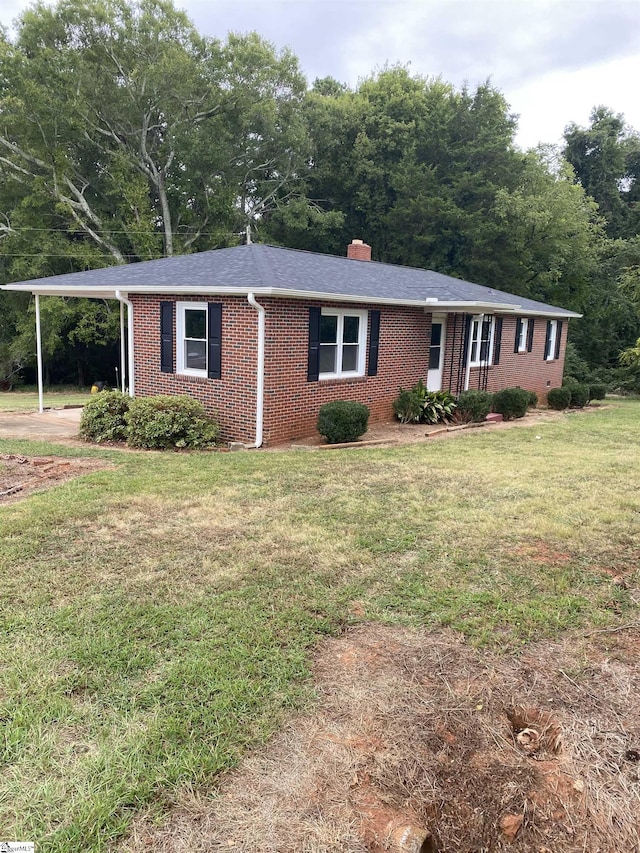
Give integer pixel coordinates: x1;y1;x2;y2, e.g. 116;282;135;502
175;301;222;378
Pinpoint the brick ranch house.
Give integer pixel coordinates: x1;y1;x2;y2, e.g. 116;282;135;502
3;240;579;446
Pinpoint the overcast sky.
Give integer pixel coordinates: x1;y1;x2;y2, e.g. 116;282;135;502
1;0;639;150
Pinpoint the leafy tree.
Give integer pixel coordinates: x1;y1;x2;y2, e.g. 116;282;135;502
564;106;640;239
491;149;603;308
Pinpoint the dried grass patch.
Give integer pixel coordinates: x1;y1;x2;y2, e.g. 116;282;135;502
121;624;640;853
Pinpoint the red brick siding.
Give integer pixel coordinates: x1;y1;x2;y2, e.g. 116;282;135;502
465;316;566;400
131;294;258;443
260;298;430;445
131;296;568;445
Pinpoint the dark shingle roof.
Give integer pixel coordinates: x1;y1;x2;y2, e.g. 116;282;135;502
1;243;580;317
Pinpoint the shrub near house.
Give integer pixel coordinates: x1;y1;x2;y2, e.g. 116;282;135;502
80;392;219;449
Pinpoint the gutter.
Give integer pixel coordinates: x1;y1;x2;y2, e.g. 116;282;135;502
247;292;265;448
114;290;135;397
0;282;582;320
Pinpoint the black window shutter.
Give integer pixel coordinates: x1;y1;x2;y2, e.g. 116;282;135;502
462;314;472;364
555;320;563;361
307;306;321;382
514;318;522;353
368;310;381;376
544;320;552;360
207;302;222;380
527;318;535;352
160;301;174;373
493;317;503;365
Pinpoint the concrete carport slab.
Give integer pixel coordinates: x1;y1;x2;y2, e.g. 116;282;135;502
0;407;82;439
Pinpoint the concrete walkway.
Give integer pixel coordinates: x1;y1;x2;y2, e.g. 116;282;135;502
0;407;83;440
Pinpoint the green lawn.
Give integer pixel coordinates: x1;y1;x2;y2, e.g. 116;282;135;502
0;388;90;412
0;400;638;852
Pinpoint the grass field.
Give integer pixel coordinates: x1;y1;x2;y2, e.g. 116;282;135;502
0;400;638;851
0;388;90;412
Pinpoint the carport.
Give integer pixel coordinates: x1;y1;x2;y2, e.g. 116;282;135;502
4;284;134;412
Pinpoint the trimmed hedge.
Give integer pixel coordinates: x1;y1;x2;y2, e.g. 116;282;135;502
126;395;220;449
317;400;370;444
547;387;571;410
527;390;538;408
566;382;590;408
79;390;130;443
491;386;529;420
456;390;493;423
589;383;607;401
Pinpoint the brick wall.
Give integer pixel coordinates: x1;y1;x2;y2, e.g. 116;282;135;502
260;298;430;445
131;294;259;444
131;295;569;446
465;315;566;400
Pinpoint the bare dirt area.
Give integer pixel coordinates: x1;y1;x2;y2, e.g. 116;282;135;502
0;454;109;503
121;623;640;853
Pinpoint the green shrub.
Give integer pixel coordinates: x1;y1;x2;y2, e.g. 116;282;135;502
491;386;529;420
422;390;457;424
562;375;580;391
126;395;219;449
563;342;591;383
393;380;456;425
392;386;424;424
589;383;607;400
527;390;538;408
456;389;493;423
567;382;590;408
547;387;571;410
79;390;130;443
317;400;370;444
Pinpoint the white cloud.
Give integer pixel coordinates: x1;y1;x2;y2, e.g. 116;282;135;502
510;54;640;150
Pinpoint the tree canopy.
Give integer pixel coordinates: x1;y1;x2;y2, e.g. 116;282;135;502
1;0;638;386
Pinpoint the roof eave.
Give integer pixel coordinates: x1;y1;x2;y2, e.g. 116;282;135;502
0;282;581;317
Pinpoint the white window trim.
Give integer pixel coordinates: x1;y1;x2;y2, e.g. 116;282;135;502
546;320;558;361
319;308;368;380
517;318;529;353
469;315;495;367
176;301;208;377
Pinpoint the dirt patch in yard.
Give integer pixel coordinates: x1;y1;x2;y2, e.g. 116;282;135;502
0;454;110;503
120;623;640;853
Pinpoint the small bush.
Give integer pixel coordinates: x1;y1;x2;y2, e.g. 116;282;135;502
79;390;130;443
393;380;456;425
527;390;538;408
547;387;571;410
317;400;370;444
566;382;590;408
456;390;493;423
392;386;423;424
126;395;219;449
563;343;591;383
561;375;580;391
589;383;606;400
491;386;529;420
422;390;457;424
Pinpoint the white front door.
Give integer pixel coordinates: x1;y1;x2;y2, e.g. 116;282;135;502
427;317;446;391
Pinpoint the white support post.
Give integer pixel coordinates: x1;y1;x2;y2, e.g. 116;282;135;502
35;294;44;413
127;299;134;397
119;299;126;392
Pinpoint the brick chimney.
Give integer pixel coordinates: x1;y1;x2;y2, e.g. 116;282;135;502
347;239;371;261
